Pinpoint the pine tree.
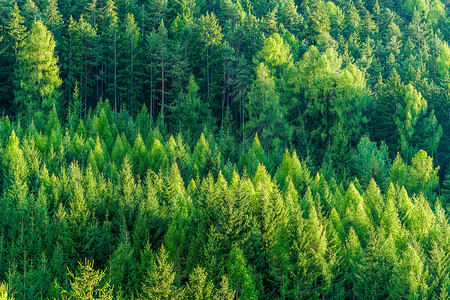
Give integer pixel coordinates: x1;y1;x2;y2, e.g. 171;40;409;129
118;13;141;110
227;246;258;300
14;20;61;118
22;0;40;28
197;12;223;103
64;259;114;300
354;234;398;299
68;82;83;132
142;245;180;299
0;283;14;300
428;242;450;299
389;243;429;299
183;267;214;300
44;0;63;42
100;0;119;114
352;136;391;191
441;166;450;209
245;63;292;149
407;150;440;201
175;75;213;141
131;134;148;177
342;227;363;297
149;138;166;173
6;3;26;63
215;276;235;300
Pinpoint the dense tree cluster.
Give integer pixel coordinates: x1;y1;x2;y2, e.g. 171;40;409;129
0;0;450;298
0;103;445;299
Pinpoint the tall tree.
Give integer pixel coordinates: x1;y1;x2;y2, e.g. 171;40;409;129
100;0;118;114
154;20;169;124
64;259;114;299
197;12;223;103
245;63;292;149
118;13;140;111
43;0;63;43
1;2;26;109
14;20;61;119
7;2;26;62
371;70;442;160
142;245;181;299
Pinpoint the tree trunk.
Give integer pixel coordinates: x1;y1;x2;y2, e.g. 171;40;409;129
114;28;117;117
162;54;165;124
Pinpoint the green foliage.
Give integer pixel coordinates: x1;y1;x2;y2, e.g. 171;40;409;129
142;245;180;299
0;283;14;300
175;75;213;141
408;150;439;197
1;0;450;298
14;20;61;118
246;63;292;149
391;150;440;201
64;259;113;300
256;33;293;73
227;246;257;300
352;136;391;191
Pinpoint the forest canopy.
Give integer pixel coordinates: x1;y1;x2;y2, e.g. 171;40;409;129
1;0;450;298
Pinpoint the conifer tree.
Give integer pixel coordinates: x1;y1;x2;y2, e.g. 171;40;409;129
175;75;213;141
197;12;223;103
407;150;440;200
64;259;113;300
245;63;292;149
142;245;181;299
44;0;63;42
183;267;214;300
389;243;429;299
22;0;40;28
0;283;14;300
119;13;140;109
14;20;61;118
100;0;119;114
6;3;26;63
131;134;148;177
227;246;258;300
352;136;391;191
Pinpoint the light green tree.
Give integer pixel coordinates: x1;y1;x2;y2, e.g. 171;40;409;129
245;63;292;149
227;246;258;300
0;283;14;300
14;20;61;118
64;259;113;300
142;245;181;299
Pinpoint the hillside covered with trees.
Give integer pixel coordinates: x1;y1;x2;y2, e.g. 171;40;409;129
1;0;450;298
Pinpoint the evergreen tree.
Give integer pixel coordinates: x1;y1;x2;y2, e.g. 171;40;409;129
14;20;61;118
183;267;214;300
142;245;181;299
0;283;14;300
389;243;429;299
352;136;391;191
245;63;292;149
118;13;140;110
44;0;63;42
6;2;26;63
227;246;258;300
64;259;114;300
100;0;119;114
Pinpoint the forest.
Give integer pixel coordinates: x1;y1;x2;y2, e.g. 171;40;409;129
1;0;450;298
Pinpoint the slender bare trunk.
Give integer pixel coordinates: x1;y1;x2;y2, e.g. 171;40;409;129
162;55;165;124
114;28;117;117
